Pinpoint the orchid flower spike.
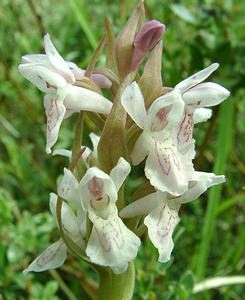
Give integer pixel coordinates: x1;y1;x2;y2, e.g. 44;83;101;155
19;34;112;153
23;193;84;274
121;81;195;196
120;172;225;262
58;157;141;274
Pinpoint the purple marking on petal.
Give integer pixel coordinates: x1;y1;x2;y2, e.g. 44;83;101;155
88;177;104;200
36;242;63;267
177;112;193;144
156;206;178;239
47;97;61;132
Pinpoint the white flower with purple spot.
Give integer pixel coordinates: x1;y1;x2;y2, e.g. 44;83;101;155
19;34;112;153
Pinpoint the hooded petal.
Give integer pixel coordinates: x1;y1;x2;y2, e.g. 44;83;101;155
121;81;147;129
44;94;67;154
23;240;67;274
145;139;193;195
58;168;80;204
183;82;230;109
79;167;117;210
193;108;212;124
110;157;131;192
86;207;141;274
145;89;184;133
66;61;85;81
119;192;159;219
172;171;226;204
144;203;180;262
44;34;74;83
18;63;67;93
175;63;219;93
64;85;112;115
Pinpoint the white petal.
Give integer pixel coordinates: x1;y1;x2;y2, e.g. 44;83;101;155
58;168;80;204
121;81;147;129
21;54;49;64
110;157;131;192
19;63;66;93
44;94;67;154
77;206;87;237
86;207;141;274
66;61;85;81
64;109;77;119
119;192;159;219
193;108;212;124
174;171;226;204
44;34;74;83
131;133;150;165
175;63;219;93
89;133;100;157
144;203;180;262
145;89;184;132
81;147;92;166
64;86;112;115
145;139;194;195
52;149;72;159
79;167;117;210
183;82;230;109
23;240;67;274
49;193;82;243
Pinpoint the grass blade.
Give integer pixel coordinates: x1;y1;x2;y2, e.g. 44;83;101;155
196;100;234;279
69;0;98;49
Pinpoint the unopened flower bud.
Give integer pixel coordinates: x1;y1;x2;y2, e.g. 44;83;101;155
91;73;112;88
131;20;165;70
67;62;112;88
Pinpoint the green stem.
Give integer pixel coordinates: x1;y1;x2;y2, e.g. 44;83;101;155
98;262;135;300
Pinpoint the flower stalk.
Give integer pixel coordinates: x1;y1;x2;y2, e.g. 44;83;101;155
98;262;135;300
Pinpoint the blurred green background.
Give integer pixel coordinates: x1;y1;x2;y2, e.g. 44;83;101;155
0;0;244;299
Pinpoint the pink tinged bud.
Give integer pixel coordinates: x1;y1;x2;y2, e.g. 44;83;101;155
131;20;165;70
90;73;112;89
88;177;104;200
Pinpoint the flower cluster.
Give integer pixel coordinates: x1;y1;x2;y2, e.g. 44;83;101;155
20;2;230;276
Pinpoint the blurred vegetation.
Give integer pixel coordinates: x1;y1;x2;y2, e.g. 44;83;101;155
0;0;244;299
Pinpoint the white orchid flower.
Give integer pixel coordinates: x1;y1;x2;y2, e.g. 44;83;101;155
23;193;84;274
175;63;230;148
58;157;141;274
19;34;112;153
121;82;195;196
120;171;225;263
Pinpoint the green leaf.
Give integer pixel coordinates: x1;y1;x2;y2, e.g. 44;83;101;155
171;4;197;24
